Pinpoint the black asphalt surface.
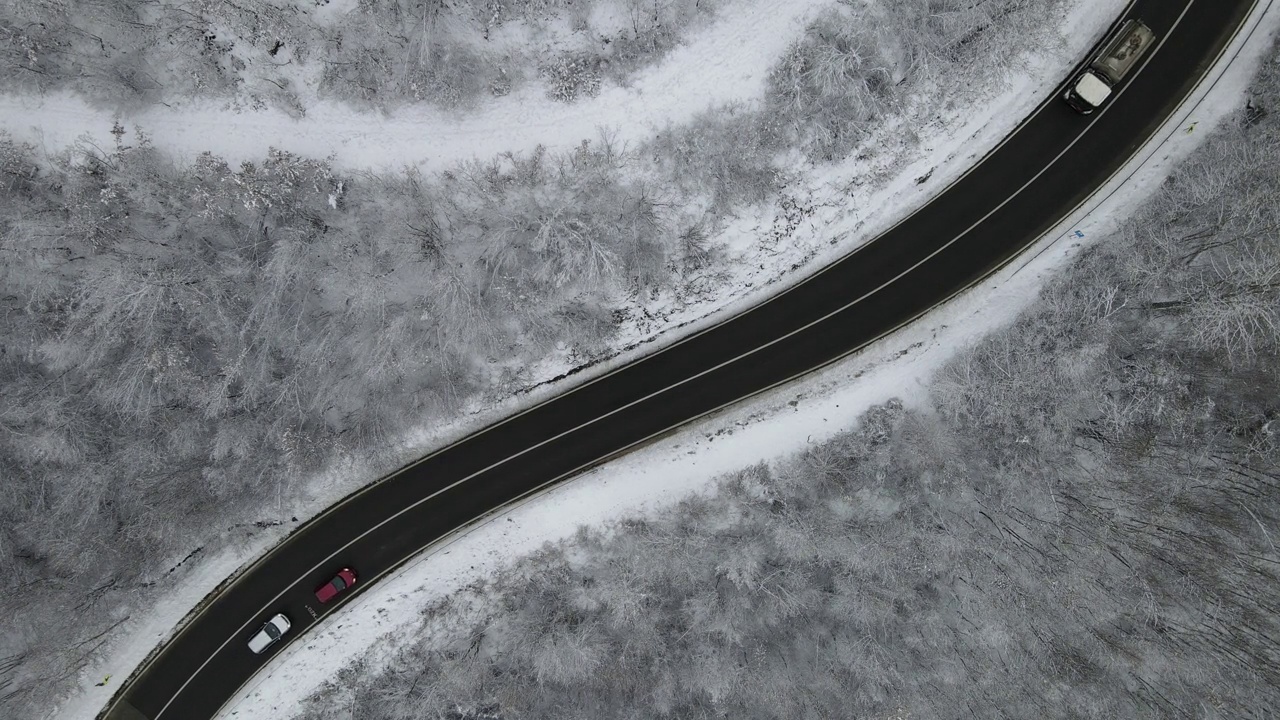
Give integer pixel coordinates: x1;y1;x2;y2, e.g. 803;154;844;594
102;0;1257;717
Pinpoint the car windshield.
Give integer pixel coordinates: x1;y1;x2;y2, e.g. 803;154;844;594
265;623;280;640
332;576;347;590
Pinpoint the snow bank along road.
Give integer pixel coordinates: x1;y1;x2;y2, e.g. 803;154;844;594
100;1;1257;718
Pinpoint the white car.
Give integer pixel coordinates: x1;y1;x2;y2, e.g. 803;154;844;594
247;613;291;654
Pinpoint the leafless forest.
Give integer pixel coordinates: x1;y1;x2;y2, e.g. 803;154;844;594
295;42;1280;720
0;0;1089;715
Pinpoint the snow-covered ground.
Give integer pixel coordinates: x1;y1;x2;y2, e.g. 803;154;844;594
36;0;1280;716
1;0;831;174
210;4;1280;719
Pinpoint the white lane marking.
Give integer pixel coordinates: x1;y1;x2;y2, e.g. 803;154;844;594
228;2;1144;522
130;19;1145;695
156;1;1216;716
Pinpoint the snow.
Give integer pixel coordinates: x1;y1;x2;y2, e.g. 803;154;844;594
209;4;1280;719
308;0;359;27
34;0;1280;716
1074;71;1113;107
0;0;832;175
500;0;1132;394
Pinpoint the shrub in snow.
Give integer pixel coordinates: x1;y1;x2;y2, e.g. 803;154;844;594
405;44;488;108
540;53;604;102
767;7;898;161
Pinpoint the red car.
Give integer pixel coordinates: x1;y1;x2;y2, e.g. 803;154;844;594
315;568;357;603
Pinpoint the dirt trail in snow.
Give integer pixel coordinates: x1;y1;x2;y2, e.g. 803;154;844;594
0;0;832;171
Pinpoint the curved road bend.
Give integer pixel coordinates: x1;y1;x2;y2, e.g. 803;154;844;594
103;0;1255;718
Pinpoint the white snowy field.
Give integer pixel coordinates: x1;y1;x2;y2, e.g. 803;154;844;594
32;0;1279;716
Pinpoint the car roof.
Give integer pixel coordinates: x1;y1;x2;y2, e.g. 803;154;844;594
1075;72;1112;107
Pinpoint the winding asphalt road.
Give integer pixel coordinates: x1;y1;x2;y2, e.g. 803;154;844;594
100;0;1258;717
